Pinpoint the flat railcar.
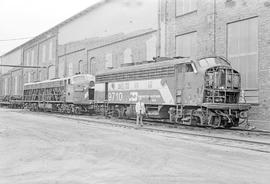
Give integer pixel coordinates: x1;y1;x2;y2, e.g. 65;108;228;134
95;57;250;128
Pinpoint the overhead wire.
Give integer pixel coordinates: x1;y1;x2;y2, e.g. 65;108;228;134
0;37;34;42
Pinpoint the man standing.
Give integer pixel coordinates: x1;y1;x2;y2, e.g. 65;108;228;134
135;97;145;127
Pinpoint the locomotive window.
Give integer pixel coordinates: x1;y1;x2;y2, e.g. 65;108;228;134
186;64;194;72
198;58;229;69
68;79;71;84
198;58;216;68
177;64;194;73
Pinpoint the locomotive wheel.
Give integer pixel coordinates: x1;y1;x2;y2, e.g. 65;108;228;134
210;116;222;128
74;107;80;114
112;109;121;118
175;116;183;124
190;110;200;125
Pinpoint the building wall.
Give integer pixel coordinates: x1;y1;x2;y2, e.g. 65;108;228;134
162;0;270;121
23;36;57;84
0;34;57;97
10;69;23;96
58;30;157;77
58;49;86;78
58;0;158;45
0;73;11;96
0;48;22;74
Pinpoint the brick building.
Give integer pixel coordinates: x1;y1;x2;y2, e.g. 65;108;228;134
57;29;157;78
160;0;270;124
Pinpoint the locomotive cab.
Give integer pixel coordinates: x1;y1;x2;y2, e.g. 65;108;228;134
193;57;251;127
197;57;241;104
66;74;95;104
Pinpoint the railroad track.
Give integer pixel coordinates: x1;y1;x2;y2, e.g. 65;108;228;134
16;109;270;153
119;116;270;137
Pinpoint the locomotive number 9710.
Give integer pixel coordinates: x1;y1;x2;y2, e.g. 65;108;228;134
108;92;123;102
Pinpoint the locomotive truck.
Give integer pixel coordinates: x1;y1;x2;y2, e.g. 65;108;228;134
94;56;251;128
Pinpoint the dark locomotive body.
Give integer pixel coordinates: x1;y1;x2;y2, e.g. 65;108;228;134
95;57;250;128
23;74;95;113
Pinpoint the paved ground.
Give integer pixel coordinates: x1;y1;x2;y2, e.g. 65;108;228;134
249;120;270;131
0;108;270;184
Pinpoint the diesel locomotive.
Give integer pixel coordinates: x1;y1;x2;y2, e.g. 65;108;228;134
94;56;251;128
23;74;95;113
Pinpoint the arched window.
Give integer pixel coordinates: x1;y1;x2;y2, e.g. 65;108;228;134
48;65;55;79
88;57;96;75
78;60;83;74
38;70;42;81
124;48;132;64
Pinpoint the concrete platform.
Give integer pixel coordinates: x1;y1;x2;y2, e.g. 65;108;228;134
0;108;270;184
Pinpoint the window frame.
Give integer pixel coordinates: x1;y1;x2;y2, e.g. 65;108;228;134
175;31;197;58
175;0;198;17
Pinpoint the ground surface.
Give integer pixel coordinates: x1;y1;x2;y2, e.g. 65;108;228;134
0;108;270;184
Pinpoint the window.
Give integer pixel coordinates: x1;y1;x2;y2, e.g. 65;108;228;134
31;50;35;66
78;60;83;74
49;41;53;60
31;71;36;82
185;64;194;72
4;78;8;95
42;45;46;63
39;70;42;81
123;49;132;64
27;72;31;83
48;65;55;79
68;63;73;77
88;57;97;75
14;76;18;95
176;32;197;58
105;53;113;69
26;51;30;66
227;17;258;103
177;64;194;73
58;57;65;78
176;0;197;16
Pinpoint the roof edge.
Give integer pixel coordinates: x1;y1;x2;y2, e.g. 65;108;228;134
1;0;108;57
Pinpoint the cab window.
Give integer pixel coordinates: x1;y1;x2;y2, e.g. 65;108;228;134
177;64;194;73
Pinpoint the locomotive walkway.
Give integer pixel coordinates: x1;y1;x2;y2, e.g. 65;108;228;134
0;108;270;184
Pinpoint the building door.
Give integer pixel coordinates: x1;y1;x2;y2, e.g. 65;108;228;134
227;17;258;103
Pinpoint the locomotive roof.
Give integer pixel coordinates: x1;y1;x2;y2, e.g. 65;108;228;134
24;77;67;86
24;74;94;86
96;57;191;76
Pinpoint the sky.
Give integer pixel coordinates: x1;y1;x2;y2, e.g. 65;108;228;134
0;0;101;56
